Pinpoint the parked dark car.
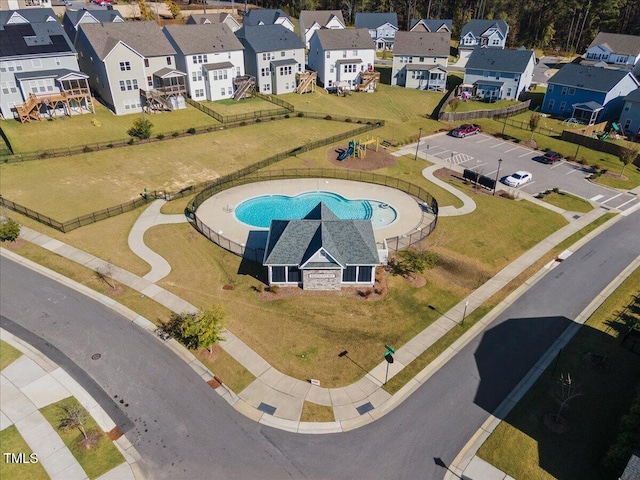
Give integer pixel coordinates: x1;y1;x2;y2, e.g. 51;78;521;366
541;151;563;164
451;124;481;138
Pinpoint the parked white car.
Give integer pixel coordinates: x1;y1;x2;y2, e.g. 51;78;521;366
504;171;532;188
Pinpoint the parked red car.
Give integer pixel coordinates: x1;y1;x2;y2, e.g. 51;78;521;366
451;124;481;138
541;151;563;164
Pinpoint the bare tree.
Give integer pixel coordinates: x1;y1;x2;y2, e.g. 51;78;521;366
552;373;583;421
58;405;88;440
95;264;115;289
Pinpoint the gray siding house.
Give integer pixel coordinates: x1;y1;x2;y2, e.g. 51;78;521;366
355;12;398;50
186;13;241;32
263;203;381;290
391;31;449;91
619;88;640;138
235;25;305;95
62;9;124;45
243;9;294;32
409;19;452;33
76;21;187;115
459;19;509;58
584;32;640;74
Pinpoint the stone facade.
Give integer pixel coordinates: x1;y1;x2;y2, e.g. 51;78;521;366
302;269;342;290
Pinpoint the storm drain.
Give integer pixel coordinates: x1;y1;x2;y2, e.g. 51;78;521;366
258;402;277;415
356;402;374;415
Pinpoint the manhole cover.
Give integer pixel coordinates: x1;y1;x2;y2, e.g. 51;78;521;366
91;353;101;360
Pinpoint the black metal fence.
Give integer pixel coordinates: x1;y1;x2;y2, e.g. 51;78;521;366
439;100;531;122
191;168;439;262
186;97;290;123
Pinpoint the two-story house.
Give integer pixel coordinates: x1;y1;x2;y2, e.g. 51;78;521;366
62;9;124;45
308;29;376;92
619;89;640;138
355;12;398;50
542;64;640;124
186;13;241;32
462;48;535;101
243;9;294;32
409;18;452;34
391;31;449;91
584;32;640;74
0;9;93;122
459;19;509;58
1;0;51;10
76;21;187;115
299;10;345;50
164;24;244;102
235;25;305;95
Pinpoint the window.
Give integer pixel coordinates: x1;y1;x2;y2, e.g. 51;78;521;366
123;99;141;110
192;54;208;64
298;63;302;72
31;59;42;68
144;58;149;68
624;103;631;111
343;50;347;58
548;99;555;110
147;76;153;87
166;57;172;65
330;64;334;73
352;50;357;56
236;67;241;77
0;61;23;72
262;83;270;92
506;87;512;97
624;119;632;131
279;66;292;76
281;51;285;57
287;266;300;283
357;266;372;283
342;266;356;282
119;79;139;91
261;67;270;77
271;266;285;282
55;58;61;66
561;86;567;95
119;61;131;71
343;64;356;73
195;88;204;97
491;38;500;45
0;82;18;95
221;87;225;96
548;84;554;92
227;86;232;95
560;101;566;111
192;71;202;82
568;87;575;95
326;51;330;59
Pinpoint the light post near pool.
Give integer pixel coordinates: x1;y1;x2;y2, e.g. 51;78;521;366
493;158;503;196
414;127;423;160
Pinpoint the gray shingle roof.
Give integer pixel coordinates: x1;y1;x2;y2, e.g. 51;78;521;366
409;19;452;32
243;9;290;27
461;19;509;38
299;10;345;29
235;24;304;53
14;68;88;80
79;21;176;60
548;63;636;92
625;88;640;104
393;31;450;57
186;13;235;25
355;12;398;30
64;9;124;29
163;24;243;55
466;48;534;74
0;8;75;58
588;32;640;56
621;452;640;480
203;61;234;71
263;203;379;266
315;28;374;50
0;8;59;26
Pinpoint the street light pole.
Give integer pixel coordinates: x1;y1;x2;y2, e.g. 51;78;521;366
414;127;423;160
493;158;502;196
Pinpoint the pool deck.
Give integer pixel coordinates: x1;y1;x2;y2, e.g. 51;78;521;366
195;179;426;249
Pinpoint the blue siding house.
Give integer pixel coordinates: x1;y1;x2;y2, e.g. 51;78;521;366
542;64;640;124
619;88;640;139
355;12;398;50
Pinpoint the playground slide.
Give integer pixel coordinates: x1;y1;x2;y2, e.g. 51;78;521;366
337;145;353;161
600;132;610;141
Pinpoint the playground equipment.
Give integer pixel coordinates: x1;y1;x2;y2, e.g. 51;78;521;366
337;141;354;161
336;136;380;160
611;122;621;133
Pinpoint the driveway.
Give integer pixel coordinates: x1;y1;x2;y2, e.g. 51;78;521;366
417;133;639;212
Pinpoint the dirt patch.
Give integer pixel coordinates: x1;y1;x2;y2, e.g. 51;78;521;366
78;431;102;450
602;171;628;181
543;412;571;434
326;144;397;171
404;274;427;288
105;284;125;296
3;238;27;249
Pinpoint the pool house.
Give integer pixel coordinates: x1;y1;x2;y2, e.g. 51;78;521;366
263;202;382;290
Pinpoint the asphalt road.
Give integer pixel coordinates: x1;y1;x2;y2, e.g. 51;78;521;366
420;132;640;211
1;209;638;480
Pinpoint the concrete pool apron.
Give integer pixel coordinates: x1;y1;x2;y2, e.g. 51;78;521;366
195;178;426;249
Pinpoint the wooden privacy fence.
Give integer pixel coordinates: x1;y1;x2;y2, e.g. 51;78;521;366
190;168;439;262
439;100;531;122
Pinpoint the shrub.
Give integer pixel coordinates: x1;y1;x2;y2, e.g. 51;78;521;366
268;285;280;294
186;127;196;134
127;118;153;139
566;155;575;162
296;112;304;117
284;114;290;118
345;118;352;123
552;187;560;193
255;118;262;123
324;115;332;120
39;152;49;159
239;121;247;126
82;145;93;153
127;138;135;145
0;218;20;242
172;131;179;137
156;134;165;140
107;143;114;148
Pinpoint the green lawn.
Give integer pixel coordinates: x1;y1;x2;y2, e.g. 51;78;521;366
0;426;49;480
0;340;22;370
540;191;594;213
478;266;640;480
0;118;357;219
450;99;519;113
40;397;124;480
1;102;219;153
203;96;286;116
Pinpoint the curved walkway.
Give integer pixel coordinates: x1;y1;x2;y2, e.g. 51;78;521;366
422;164;477;216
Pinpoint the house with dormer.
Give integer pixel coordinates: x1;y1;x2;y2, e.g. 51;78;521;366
391;31;449;91
542;64;640;124
463;48;535;101
355;12;398;50
409;19;452;34
584;32;640;74
62;9;124;45
76;21;187;115
0;8;93;121
308;28;376;92
186;13;241;32
299;10;345;49
164;24;244;102
263;203;381;290
459;19;509;58
243;9;294;32
235;24;304;95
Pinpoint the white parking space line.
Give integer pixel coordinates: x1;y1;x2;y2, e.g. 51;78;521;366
617;197;638;209
600;193;623;205
565;170;578;175
590;194;604;201
490;143;505;148
476;137;493;143
550;162;564;170
519;151;533;157
505;146;521;153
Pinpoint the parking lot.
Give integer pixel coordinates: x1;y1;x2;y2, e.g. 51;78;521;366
417;132;639;212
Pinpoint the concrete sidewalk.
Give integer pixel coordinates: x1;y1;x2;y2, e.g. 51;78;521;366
0;329;143;480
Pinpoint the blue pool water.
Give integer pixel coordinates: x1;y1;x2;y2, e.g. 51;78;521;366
235;191;397;229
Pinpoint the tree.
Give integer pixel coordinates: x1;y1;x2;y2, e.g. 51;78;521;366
391;249;439;279
552;372;583;421
138;0;154;21
618;147;638;177
128;118;153;139
58;404;88;440
0;218;20;242
166;0;181;19
448;97;461;113
529;113;540;140
95;264;115;289
166;307;226;353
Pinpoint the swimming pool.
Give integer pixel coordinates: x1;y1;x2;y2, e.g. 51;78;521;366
234;191;398;229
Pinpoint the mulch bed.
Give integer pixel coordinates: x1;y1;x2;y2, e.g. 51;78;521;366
583;352;614;372
326;144;397;171
433;167;507;197
543;412;571;434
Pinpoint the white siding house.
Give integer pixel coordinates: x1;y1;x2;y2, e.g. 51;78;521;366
299;10;345;49
459;19;509;58
584;32;640;74
391;31;449;91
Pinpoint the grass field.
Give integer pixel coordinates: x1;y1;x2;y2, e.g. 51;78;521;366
1;102;220;153
451;99;519;113
477;266;640;480
0;118;358;219
0;340;22;370
540;191;594;213
40;397;124;479
203;96;287;116
0;426;49;480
